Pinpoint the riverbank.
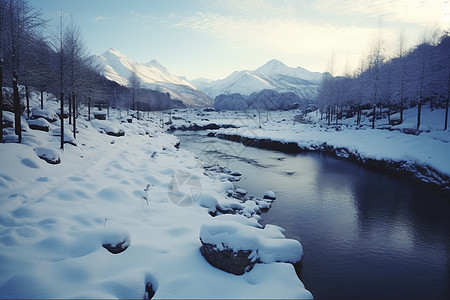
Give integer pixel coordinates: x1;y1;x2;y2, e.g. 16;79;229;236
0;94;311;298
169;107;450;193
214;130;450;193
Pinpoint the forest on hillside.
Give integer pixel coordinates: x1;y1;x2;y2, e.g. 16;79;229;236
315;30;450;130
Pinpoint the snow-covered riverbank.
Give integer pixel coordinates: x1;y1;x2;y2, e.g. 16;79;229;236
0;95;312;298
171;107;450;193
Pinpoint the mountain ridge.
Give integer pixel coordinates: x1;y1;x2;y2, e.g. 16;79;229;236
93;49;326;106
191;59;326;100
92;49;212;107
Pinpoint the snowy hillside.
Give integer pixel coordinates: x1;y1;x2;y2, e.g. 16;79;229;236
0;91;311;298
192;59;325;99
92;49;213;107
215;89;303;111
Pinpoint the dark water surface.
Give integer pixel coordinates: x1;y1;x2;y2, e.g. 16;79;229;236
175;131;450;300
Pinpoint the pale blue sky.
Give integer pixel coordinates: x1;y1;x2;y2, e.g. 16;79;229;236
30;0;449;80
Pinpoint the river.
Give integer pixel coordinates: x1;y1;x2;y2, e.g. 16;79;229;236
174;130;450;300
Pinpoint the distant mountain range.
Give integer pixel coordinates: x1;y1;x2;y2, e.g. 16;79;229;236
191;59;325;100
91;49;213;107
92;49;325;107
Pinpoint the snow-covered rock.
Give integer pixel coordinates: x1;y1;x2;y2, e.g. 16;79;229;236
236;188;247;195
93;111;106;120
199;220;304;274
230;170;242;176
28;118;51;132
31;107;59;122
263;191;276;200
34;147;61;164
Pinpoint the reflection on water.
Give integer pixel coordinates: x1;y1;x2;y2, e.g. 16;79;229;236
175;131;450;300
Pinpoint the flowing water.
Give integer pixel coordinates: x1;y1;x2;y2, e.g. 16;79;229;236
175;130;450;300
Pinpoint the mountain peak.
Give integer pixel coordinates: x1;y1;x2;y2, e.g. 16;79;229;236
144;59;165;70
193;59;324;99
103;48;125;57
266;59;286;66
256;59;290;75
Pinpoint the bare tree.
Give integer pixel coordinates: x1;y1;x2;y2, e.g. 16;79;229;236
56;10;64;149
128;65;141;113
397;31;406;124
64;18;86;138
368;36;385;129
4;0;45;142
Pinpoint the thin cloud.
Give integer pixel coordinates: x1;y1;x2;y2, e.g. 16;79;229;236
314;0;448;27
94;16;110;22
176;11;381;58
175;0;445;75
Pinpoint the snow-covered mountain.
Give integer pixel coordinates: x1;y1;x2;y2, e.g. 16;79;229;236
192;59;325;100
92;49;213;107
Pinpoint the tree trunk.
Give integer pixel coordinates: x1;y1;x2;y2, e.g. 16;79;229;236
12;71;21;143
72;94;76;139
40;90;44;110
68;94;72;125
60;92;64;150
137;102;140;120
387;105;391;125
356;105;361;125
400;99;404;124
444;98;449;131
25;85;30;118
372;105;376;129
416;100;422;131
88;97;91;121
335;106;338;125
0;59;3;143
327;106;331;126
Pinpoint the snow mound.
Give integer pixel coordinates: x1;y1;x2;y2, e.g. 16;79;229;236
263;190;276;200
200;221;303;264
31;107;59;122
27;118;51;132
34;147;61;164
91;119;125;136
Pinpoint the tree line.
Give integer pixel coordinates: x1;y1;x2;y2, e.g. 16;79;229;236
0;0;178;147
315;29;450;131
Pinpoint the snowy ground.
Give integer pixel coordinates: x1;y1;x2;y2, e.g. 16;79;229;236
0;94;312;298
170;106;450;191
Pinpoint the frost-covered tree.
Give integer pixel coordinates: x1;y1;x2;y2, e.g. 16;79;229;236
2;0;45;142
367;37;385;129
128;66;141;112
393;32;407;123
63;19;86;138
314;28;448;131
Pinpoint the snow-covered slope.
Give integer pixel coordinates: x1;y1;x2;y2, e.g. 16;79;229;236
92;49;213;107
0;91;312;299
214;89;303;111
192;59;325;100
